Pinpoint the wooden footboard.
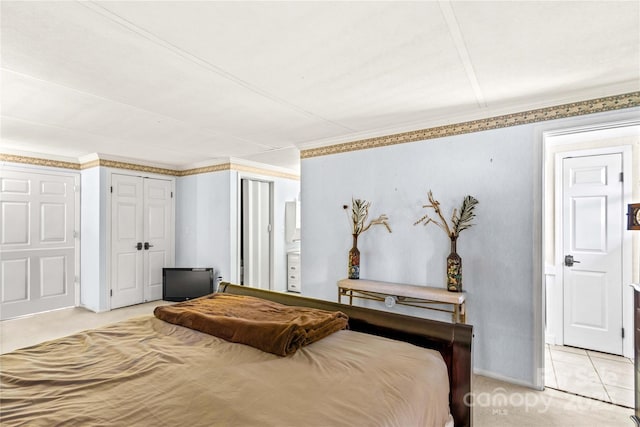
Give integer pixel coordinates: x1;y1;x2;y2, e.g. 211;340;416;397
220;283;473;427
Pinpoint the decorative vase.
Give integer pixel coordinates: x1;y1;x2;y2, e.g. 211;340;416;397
348;234;360;279
447;237;462;292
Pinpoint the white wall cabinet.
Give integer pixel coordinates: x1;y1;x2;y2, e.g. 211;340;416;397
285;200;300;243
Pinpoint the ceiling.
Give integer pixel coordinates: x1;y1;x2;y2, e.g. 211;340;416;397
1;1;638;172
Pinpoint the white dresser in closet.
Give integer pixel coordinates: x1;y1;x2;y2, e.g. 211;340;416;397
287;252;301;293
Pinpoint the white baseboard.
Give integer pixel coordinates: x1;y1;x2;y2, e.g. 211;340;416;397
544;333;557;345
474;368;543;391
78;303;106;313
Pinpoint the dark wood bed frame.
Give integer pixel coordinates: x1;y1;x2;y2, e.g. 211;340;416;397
221;282;473;427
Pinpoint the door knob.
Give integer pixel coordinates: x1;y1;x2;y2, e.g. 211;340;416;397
135;242;143;250
564;255;581;267
144;242;154;250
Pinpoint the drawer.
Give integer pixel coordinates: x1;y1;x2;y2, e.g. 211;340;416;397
288;281;301;292
288;273;300;284
288;253;300;264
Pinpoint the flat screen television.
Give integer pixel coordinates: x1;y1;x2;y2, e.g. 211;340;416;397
162;268;214;302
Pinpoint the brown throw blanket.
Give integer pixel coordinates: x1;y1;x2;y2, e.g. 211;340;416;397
154;294;348;356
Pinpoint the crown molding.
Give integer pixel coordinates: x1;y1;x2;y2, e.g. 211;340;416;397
229;163;300;181
300;91;640;159
179;162;299;181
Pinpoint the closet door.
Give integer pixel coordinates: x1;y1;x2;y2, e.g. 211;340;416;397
143;178;172;302
110;174;144;309
241;179;272;290
111;174;173;309
0;169;78;320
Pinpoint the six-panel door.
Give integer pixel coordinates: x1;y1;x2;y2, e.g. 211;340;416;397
0;170;77;320
111;174;172;309
562;154;624;355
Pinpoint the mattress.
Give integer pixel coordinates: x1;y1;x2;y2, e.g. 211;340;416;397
0;315;452;426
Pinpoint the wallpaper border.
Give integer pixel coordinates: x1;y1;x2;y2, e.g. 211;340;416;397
0;154;81;170
0;155;299;181
80;159;179;176
300;92;640;159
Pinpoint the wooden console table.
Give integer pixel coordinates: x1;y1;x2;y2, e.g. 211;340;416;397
338;278;466;323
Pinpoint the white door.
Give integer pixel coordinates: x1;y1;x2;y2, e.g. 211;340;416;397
0;169;77;320
241;179;272;290
143;178;172;302
111;174;173;309
111;174;144;309
562;153;623;354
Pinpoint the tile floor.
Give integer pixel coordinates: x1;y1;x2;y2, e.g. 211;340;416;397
545;344;634;408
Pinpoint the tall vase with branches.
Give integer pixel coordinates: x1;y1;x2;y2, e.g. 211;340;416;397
415;191;478;291
344;198;391;279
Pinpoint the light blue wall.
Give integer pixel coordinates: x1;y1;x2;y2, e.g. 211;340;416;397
176;169;300;289
78;165;299;310
176;171;232;281
300;108;638;386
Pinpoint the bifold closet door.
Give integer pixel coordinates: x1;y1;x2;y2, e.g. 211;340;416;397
111;174;172;309
241;179;272;290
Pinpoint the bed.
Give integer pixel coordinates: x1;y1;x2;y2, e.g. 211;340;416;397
0;282;473;426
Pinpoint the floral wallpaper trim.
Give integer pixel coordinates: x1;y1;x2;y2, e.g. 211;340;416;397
0;154;81;170
1;155;299;180
81;159;180;176
300;92;640;159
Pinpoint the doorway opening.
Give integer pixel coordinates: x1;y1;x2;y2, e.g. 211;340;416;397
542;122;637;406
239;178;273;290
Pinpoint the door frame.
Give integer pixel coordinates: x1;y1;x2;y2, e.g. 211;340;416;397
544;123;636;359
106;169;175;310
235;174;274;291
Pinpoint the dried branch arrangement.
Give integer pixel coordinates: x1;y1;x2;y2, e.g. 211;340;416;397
344;198;392;236
414;190;478;238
